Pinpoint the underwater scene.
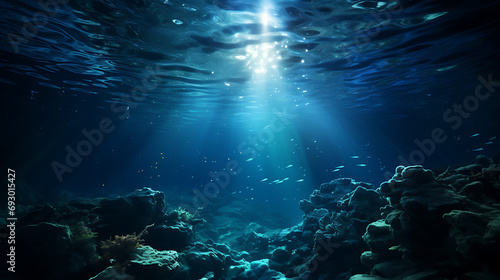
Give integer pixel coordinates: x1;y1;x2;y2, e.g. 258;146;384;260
2;0;500;279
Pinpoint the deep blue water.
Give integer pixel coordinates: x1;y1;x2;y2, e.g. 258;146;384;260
2;0;500;219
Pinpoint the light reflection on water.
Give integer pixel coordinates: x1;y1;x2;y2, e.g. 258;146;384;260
1;0;500;124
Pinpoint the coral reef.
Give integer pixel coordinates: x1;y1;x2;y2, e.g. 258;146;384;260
4;156;500;280
353;156;500;280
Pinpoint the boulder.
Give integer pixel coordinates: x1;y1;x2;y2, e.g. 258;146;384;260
443;209;500;260
144;223;194;251
362;220;397;253
91;187;165;238
179;243;226;279
16;222;76;279
271;248;291;263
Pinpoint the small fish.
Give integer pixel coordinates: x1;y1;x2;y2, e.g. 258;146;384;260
357;164;367;167
350;156;359;159
473;148;484;152
366;156;372;159
484;141;494;145
276;180;283;184
469;133;480;138
285;164;293;168
272;179;280;183
389;245;401;251
283;177;289;181
332;169;340;172
261;178;268;182
296;179;304;182
246;158;254;162
335;165;345;169
488;136;497;140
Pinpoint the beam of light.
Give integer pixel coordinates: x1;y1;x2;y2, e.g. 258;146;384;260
260;10;270;27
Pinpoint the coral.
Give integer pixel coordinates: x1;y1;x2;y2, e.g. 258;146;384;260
128;246;180;279
72;222;98;261
176;206;196;223
73;221;98;242
100;223;154;263
90;246;179;280
100;234;143;263
169;206;205;226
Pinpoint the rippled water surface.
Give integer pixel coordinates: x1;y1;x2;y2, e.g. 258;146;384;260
3;0;500;123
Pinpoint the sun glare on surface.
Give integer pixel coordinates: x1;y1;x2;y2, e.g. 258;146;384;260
244;42;281;74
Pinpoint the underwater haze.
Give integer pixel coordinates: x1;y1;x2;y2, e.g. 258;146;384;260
2;0;500;279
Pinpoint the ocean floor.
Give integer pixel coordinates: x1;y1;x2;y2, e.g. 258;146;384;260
2;155;500;280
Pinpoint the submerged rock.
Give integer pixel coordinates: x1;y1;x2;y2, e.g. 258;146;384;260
177;242;226;279
300;178;371;214
90;246;179;280
271;247;291;264
275;178;388;279
144;223;194;251
128;246;179;279
16;222;80;279
352;158;500;280
362;220;397;254
443;209;500;261
90;187;165;238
